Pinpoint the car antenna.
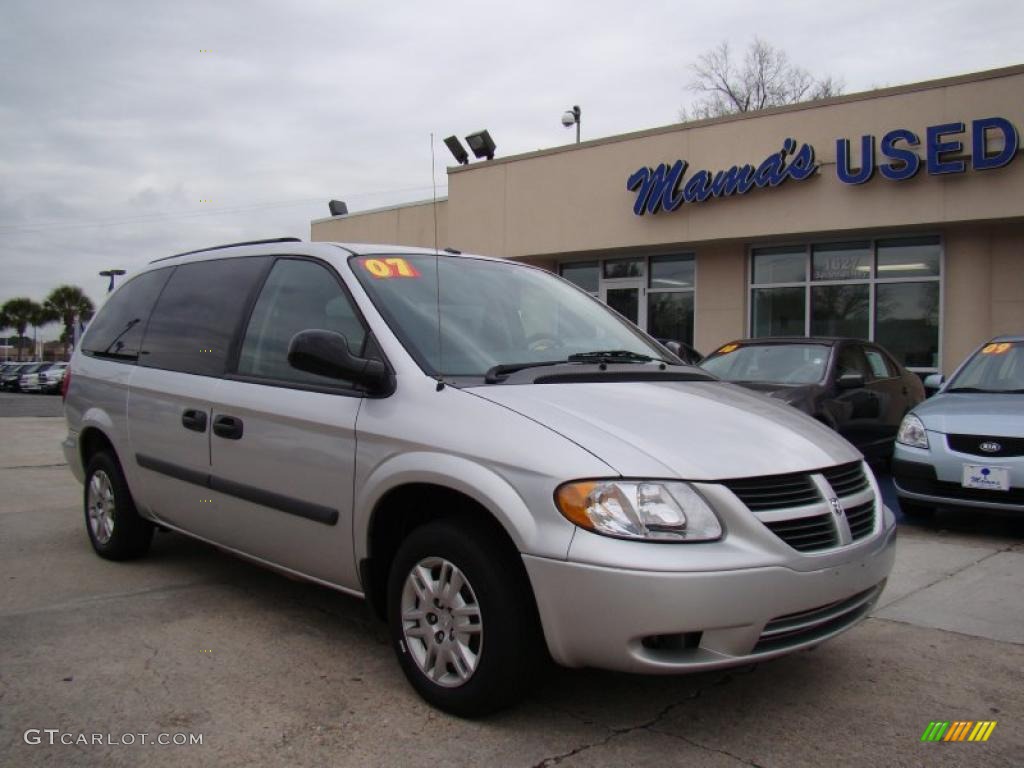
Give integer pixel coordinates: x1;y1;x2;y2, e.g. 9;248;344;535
431;132;445;391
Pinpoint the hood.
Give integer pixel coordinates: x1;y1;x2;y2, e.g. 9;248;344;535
728;381;819;404
915;392;1024;435
467;380;859;480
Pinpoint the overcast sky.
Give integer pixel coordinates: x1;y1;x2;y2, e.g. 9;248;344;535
2;0;1022;337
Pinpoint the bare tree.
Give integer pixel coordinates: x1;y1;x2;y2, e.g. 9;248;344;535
681;38;843;121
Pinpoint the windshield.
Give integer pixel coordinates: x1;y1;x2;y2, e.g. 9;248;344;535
947;341;1024;393
700;343;830;384
350;254;667;377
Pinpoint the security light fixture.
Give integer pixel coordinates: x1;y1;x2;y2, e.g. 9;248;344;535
464;130;496;161
562;105;581;144
444;135;470;165
99;269;126;293
328;200;349;216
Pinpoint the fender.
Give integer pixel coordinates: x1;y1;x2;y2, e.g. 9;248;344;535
354;451;574;563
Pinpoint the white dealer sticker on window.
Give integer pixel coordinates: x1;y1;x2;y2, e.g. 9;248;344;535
962;465;1010;491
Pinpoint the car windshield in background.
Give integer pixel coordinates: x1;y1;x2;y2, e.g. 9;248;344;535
947;341;1024;393
350;254;667;377
701;343;830;384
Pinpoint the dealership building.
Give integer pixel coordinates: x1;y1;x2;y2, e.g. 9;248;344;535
312;65;1024;375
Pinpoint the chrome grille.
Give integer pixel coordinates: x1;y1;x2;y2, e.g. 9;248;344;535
821;462;869;496
845;501;875;540
722;472;820;511
763;513;838;552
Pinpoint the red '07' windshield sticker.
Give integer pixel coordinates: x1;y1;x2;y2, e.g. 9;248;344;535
361;257;421;278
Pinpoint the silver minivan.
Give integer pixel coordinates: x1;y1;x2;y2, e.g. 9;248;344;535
63;239;896;715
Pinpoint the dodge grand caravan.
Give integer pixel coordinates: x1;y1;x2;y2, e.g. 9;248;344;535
63;238;896;716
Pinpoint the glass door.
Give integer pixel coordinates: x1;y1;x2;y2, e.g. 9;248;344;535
601;282;643;327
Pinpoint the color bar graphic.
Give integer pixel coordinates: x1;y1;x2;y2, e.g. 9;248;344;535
921;720;996;742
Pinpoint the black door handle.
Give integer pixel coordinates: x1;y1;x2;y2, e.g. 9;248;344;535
182;409;207;433
212;415;244;440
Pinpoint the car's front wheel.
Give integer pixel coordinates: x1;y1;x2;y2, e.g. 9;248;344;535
84;451;154;560
387;519;542;717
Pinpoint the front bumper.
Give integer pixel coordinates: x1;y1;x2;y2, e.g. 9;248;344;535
523;524;895;673
894;439;1024;513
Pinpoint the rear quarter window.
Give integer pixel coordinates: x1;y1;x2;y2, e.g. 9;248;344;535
81;268;174;361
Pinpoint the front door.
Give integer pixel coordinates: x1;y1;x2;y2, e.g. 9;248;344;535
209;257;369;589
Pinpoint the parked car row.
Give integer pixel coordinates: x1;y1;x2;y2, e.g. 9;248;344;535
0;361;68;393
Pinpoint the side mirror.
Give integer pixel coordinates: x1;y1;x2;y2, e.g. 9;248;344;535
287;330;393;396
923;373;944;393
837;371;865;389
662;340;704;365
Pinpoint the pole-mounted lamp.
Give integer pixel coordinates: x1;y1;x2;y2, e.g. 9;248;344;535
99;269;126;293
561;105;581;144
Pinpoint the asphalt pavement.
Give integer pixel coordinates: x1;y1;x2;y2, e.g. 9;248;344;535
1;416;1021;767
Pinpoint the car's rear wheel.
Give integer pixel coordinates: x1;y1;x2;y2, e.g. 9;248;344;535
84;451;154;560
387;519;542;717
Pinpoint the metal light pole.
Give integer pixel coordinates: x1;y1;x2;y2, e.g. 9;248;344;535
561;105;581;144
99;269;126;293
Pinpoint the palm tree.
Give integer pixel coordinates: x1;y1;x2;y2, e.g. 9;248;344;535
30;303;59;360
44;285;95;359
1;298;41;361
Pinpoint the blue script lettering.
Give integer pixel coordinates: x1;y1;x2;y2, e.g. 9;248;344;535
627;139;817;215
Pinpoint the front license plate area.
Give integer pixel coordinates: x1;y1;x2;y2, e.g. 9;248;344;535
962;464;1010;491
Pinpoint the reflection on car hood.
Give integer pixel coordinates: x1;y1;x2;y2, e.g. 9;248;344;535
727;381;818;402
915;392;1024;435
467;380;859;479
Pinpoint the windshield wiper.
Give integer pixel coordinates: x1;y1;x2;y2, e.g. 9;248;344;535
567;350;667;364
484;361;562;383
948;387;1024;394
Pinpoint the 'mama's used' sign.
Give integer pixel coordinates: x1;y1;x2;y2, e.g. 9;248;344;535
626;117;1018;216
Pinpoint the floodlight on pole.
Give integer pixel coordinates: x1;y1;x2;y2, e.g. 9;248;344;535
99;269;126;293
561;105;581;144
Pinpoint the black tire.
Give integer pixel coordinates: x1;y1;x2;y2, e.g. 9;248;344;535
84;451;154;560
387;518;543;717
899;499;935;519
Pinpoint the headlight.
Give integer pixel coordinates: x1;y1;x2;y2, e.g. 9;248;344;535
897;414;929;449
555;480;722;542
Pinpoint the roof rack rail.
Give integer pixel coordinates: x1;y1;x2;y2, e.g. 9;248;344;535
150;237;302;263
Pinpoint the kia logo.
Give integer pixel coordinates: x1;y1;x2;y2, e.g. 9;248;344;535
979;441;1002;453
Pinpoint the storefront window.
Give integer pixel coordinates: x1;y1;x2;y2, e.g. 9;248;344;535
876;282;940;368
812;242;871;281
750;236;942;370
650;254;695;288
752;287;805;337
603;258;643;279
560;262;599;293
647;254;695;344
811;284;869;337
648;292;694;343
877;236;940;277
752;246;805;284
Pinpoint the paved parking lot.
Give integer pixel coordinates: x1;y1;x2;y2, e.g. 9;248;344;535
1;415;1022;767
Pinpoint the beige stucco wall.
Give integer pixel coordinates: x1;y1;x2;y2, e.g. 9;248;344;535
312;200;448;250
694;243;746;354
444;67;1024;258
942;223;1024;372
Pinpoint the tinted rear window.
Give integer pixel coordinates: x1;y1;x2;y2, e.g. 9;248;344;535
139;257;269;376
81;268;173;360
